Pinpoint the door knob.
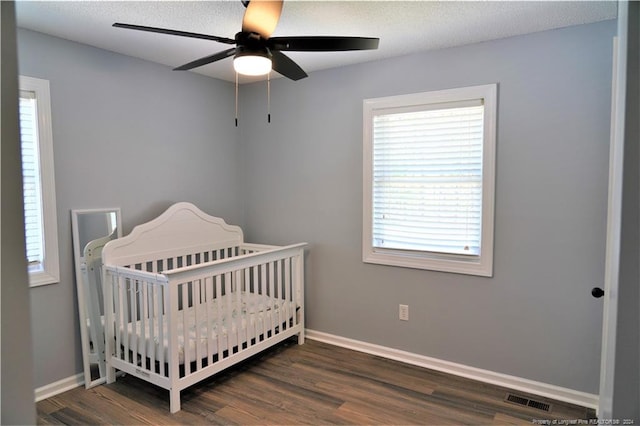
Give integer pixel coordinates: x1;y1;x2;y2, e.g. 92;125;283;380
591;287;605;298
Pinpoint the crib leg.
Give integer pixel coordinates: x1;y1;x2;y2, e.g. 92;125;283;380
106;365;116;384
170;389;181;413
297;329;305;345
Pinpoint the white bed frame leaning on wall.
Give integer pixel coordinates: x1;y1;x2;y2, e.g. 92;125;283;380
101;202;307;413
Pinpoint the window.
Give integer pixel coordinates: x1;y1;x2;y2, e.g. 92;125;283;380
363;84;496;276
19;75;59;287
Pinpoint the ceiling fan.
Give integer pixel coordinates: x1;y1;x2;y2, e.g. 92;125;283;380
113;0;380;81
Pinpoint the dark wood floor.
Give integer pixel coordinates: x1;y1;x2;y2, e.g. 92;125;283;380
38;338;596;425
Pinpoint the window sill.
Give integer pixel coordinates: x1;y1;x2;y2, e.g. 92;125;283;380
363;249;493;277
29;269;60;288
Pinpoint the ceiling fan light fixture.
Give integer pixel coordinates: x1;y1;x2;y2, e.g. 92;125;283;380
233;52;272;76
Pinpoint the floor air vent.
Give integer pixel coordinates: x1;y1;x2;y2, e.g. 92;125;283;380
504;393;552;412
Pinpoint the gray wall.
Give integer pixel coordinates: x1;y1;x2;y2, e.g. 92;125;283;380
17;28;242;387
1;2;37;423
238;20;616;394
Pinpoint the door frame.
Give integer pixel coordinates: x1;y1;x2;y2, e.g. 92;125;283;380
598;1;628;418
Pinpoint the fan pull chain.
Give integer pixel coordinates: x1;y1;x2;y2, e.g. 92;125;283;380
267;72;271;123
235;72;239;127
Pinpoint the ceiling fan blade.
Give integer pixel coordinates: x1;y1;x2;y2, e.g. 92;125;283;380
113;23;236;44
241;0;283;39
268;36;379;52
271;51;308;81
174;48;237;71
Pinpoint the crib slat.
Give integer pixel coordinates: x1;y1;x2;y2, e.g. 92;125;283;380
284;257;291;331
275;260;280;331
272;261;278;329
167;278;179;392
244;267;253;346
130;280;138;359
251;265;262;343
194;280;202;371
158;284;165;376
224;272;233;356
104;271;115;383
205;276;215;365
182;283;190;375
248;266;256;342
276;260;283;329
270;261;277;336
216;275;224;361
234;269;242;351
149;284;156;372
260;264;268;340
141;282;148;364
121;278;130;360
113;276;122;360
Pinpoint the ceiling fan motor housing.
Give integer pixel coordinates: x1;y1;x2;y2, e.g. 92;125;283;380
235;31;273;58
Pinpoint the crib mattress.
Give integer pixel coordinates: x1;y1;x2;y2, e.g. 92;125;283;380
122;292;296;364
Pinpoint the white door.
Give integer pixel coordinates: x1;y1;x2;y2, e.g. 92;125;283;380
598;3;628;417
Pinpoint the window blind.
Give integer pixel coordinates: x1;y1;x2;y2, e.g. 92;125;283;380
372;102;484;256
19;90;44;266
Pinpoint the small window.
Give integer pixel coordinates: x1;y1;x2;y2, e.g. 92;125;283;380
363;84;496;276
19;75;59;287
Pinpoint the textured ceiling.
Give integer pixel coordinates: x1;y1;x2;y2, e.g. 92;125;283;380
15;1;617;83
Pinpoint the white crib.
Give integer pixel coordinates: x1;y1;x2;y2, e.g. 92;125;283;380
102;202;306;413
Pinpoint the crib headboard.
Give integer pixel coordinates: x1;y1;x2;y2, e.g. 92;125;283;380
103;202;244;267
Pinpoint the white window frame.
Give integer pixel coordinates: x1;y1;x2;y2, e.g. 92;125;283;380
363;84;497;277
19;75;59;287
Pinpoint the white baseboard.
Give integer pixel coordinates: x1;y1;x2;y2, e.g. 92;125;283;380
305;329;599;410
35;373;83;402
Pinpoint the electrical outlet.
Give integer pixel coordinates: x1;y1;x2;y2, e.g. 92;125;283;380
399;304;409;321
